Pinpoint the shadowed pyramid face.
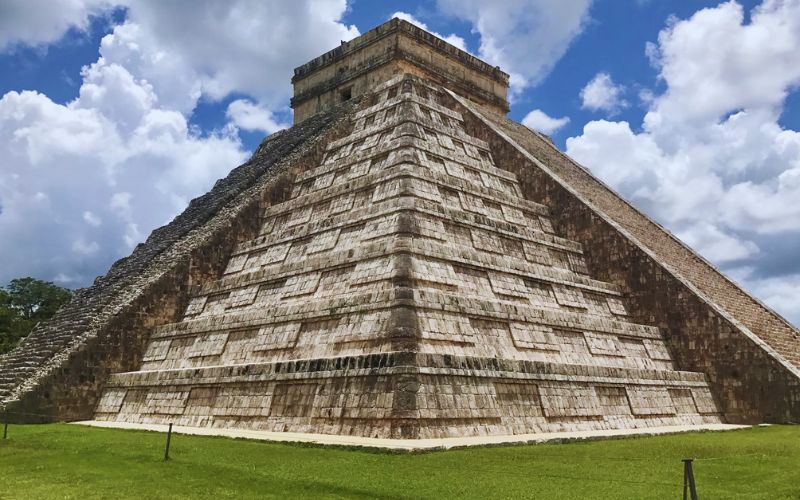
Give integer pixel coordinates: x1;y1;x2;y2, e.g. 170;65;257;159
94;75;721;439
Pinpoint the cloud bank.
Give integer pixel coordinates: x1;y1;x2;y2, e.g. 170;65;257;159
0;0;359;286
567;0;800;323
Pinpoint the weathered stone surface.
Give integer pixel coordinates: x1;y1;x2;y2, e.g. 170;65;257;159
292;18;509;123
449;91;800;424
2;20;797;438
88;75;725;438
0;97;360;422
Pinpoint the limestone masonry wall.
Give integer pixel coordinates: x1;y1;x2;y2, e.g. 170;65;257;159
452;93;800;423
93;76;724;438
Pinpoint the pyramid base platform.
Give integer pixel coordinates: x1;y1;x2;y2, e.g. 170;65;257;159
74;419;748;451
93;353;725;439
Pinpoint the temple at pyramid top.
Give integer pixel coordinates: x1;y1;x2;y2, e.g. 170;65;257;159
291;18;510;123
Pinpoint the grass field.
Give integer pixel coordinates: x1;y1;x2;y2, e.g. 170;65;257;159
0;423;798;499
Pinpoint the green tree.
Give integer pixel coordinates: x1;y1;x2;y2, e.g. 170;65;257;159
0;278;73;354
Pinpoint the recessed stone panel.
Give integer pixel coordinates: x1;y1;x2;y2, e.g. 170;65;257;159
96;389;126;413
187;333;229;358
627;387;675;416
471;229;503;254
226;286;260;308
142;340;172;362
419;310;474;343
539;383;603;418
413;258;458;287
281;273;321;298
254;323;302;352
246;243;290;268
510;323;559;351
224;254;248;274
669;388;697;414
643;339;673;361
306;229;341;254
595;386;631;416
351;257;394;285
270;383;317;418
552;285;587;309
145;390;190;416
488;271;528;298
606;296;628;316
585;332;624;357
184;296;208;316
692;388;719;415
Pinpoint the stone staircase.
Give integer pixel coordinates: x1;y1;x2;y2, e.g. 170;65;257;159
0;299;92;403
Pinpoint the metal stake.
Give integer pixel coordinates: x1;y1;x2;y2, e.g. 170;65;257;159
164;423;173;461
2;410;7;440
683;458;698;500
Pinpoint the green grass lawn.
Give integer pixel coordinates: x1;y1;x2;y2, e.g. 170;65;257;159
0;424;798;499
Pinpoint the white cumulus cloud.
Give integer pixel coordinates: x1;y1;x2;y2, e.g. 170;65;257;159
0;0;360;287
742;272;800;325
105;1;360;111
0;0;113;50
580;72;628;113
226;99;289;134
437;0;593;95
566;0;800;325
522;109;571;135
0;83;248;286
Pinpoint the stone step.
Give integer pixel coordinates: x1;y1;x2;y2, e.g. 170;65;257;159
107;352;711;389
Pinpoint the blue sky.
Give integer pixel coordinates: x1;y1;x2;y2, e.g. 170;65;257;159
1;0;799;325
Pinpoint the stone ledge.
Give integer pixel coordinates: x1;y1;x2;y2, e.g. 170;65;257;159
148;291;657;342
326;104;488;152
105;352;708;387
303;131;512;185
242;197;577;257
262;158;544;221
202;234;613;299
72;420;748;451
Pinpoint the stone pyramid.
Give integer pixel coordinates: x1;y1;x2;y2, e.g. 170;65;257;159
2;19;798;439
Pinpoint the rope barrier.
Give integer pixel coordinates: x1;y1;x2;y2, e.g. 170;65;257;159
0;410;61;420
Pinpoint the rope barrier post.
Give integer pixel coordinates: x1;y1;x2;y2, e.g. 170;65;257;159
2;409;8;440
682;459;697;500
164;423;173;461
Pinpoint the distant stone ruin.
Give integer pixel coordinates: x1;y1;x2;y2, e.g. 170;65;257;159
1;19;798;439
